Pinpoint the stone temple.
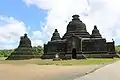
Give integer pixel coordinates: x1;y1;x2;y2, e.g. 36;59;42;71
6;33;35;60
42;14;119;59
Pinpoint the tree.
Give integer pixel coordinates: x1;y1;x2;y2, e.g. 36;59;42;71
115;45;120;53
0;49;13;57
32;46;44;57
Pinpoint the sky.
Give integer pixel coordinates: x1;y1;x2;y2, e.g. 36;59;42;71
0;0;120;49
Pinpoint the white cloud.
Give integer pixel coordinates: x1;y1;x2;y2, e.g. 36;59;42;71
31;31;44;46
0;44;15;50
0;16;28;49
23;0;120;45
32;39;44;47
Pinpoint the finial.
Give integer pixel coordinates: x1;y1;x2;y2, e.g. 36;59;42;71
112;38;114;41
72;14;79;18
72;14;80;20
55;29;58;32
24;33;27;36
24;33;28;38
94;25;97;29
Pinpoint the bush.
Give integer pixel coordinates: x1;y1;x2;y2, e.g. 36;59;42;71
32;46;44;57
115;45;120;53
0;49;13;57
0;54;4;57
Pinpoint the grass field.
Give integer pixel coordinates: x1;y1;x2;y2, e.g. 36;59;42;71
0;57;119;65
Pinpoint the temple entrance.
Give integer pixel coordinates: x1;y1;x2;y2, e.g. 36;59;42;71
72;48;77;59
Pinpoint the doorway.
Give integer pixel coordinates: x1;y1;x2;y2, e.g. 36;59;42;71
72;48;77;59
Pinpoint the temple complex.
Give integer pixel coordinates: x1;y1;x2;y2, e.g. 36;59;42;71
42;14;119;59
6;33;35;60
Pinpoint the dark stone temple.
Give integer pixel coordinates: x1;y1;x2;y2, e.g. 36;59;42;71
6;33;35;60
42;14;119;59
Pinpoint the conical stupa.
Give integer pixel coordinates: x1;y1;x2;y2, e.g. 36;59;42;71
6;33;35;60
51;29;61;41
91;25;102;38
62;14;90;39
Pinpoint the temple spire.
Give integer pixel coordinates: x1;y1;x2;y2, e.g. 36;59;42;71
51;29;61;41
24;33;27;38
62;14;90;39
6;33;34;60
72;14;80;20
91;25;102;38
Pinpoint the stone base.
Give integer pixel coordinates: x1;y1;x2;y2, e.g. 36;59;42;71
6;55;35;60
53;58;61;61
41;54;55;59
6;47;35;60
41;53;119;59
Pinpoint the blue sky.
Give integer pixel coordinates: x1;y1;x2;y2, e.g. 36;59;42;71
0;0;48;49
0;0;46;31
0;0;120;49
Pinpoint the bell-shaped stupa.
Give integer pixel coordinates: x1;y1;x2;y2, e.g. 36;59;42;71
51;29;61;41
62;14;90;39
91;25;102;38
6;33;35;60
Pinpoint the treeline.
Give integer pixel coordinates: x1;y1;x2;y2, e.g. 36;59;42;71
0;50;14;57
0;46;44;57
32;46;44;57
115;45;120;53
0;45;120;58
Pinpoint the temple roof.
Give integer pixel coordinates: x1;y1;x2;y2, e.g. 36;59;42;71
62;14;90;39
67;14;87;32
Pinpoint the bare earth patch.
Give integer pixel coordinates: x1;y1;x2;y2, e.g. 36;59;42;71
0;64;101;80
0;58;118;80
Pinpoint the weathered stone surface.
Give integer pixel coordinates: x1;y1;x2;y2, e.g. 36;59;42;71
62;14;90;39
51;29;61;41
6;34;35;60
91;25;102;38
42;14;119;59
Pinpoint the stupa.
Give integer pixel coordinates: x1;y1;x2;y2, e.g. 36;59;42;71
42;14;119;59
6;33;35;60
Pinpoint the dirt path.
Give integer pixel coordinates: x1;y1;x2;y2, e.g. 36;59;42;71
75;60;120;80
0;64;100;80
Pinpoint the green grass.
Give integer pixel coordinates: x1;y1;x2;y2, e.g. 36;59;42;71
0;57;7;60
0;57;119;65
